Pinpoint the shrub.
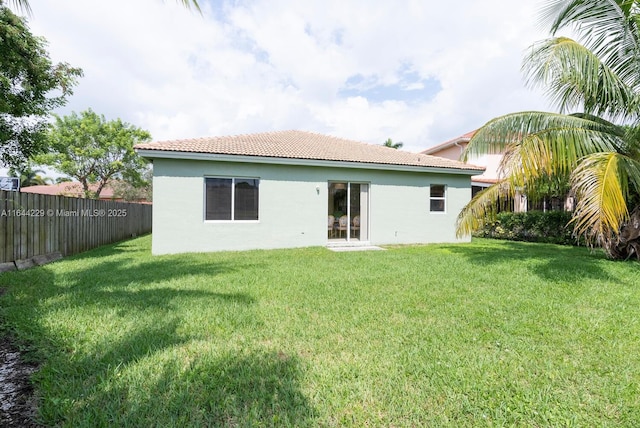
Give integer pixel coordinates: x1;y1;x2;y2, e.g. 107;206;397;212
474;211;580;246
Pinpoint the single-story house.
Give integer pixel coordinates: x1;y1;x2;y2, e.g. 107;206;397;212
134;130;484;254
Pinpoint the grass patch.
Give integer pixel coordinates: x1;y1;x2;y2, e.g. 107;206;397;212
1;236;640;426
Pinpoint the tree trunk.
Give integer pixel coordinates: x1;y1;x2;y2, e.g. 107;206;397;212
607;207;640;261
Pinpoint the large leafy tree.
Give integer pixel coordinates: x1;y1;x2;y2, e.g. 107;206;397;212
37;109;151;199
0;2;82;166
110;168;153;202
1;0;199;166
456;0;640;260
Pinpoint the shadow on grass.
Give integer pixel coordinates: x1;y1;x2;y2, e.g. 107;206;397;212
3;250;260;312
35;314;317;426
36;316;191;424
0;238;285;425
51;255;258;313
440;240;616;284
65;350;317;426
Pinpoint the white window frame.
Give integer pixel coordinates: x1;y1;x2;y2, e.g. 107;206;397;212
204;176;260;222
429;184;446;213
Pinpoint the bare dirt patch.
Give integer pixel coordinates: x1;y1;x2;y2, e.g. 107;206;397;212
0;289;40;427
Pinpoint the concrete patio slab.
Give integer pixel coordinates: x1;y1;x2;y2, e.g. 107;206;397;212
327;245;386;252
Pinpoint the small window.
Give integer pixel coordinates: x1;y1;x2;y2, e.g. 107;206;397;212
205;177;259;221
430;184;446;212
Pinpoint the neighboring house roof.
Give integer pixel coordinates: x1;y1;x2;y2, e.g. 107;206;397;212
135;130;484;174
420;130;505;186
20;182;116;199
472;177;500;185
420;130;477;156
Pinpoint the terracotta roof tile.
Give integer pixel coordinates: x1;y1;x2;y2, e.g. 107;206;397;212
20;182;115;198
135;130;483;172
20;182;151;203
472;177;500;185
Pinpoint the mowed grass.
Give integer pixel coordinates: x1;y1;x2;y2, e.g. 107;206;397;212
1;236;640;426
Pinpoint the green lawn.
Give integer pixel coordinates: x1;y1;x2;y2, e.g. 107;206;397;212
1;236;640;426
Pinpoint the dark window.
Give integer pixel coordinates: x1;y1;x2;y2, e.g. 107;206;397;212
430;184;446;212
205;177;259;221
234;178;259;220
205;178;232;220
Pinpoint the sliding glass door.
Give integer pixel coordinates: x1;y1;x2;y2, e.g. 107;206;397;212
328;182;368;241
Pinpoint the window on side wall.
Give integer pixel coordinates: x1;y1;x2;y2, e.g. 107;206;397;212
205;177;259;221
430;184;446;213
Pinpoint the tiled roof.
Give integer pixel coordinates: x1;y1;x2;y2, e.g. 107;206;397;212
135;130;484;172
420;130;477;155
20;182;115;198
472;177;500;185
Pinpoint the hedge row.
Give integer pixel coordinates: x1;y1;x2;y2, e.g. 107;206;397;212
473;211;581;246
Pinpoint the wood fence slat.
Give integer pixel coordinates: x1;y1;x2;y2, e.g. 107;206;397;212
0;191;151;264
37;193;44;256
6;192;15;263
0;191;6;263
30;193;38;259
19;193;27;260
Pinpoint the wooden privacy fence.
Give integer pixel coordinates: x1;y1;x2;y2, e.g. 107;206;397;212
0;190;152;265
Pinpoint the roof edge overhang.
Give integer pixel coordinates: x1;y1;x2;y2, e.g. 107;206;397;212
421;137;471;155
135;149;485;176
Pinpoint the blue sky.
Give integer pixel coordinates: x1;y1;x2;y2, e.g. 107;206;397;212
339;67;442;104
11;0;555;159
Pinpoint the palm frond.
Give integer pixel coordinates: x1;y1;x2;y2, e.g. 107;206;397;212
176;0;201;13
5;0;202;16
539;0;640;88
523;37;638;119
618;153;640;197
622;123;640;157
455;181;515;237
542;0;637;45
6;0;32;16
570;152;632;242
462;111;625;179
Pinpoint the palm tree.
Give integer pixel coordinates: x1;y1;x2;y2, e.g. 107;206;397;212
456;0;640;260
383;138;403;149
5;0;201;16
8;165;52;187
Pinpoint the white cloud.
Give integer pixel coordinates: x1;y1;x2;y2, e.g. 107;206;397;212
21;0;556;155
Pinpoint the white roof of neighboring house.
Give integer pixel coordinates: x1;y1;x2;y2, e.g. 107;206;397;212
135;130;485;174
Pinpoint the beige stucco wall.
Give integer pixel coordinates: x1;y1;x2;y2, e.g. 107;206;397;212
430;144;466;161
151;158;473;254
428;142;502;182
